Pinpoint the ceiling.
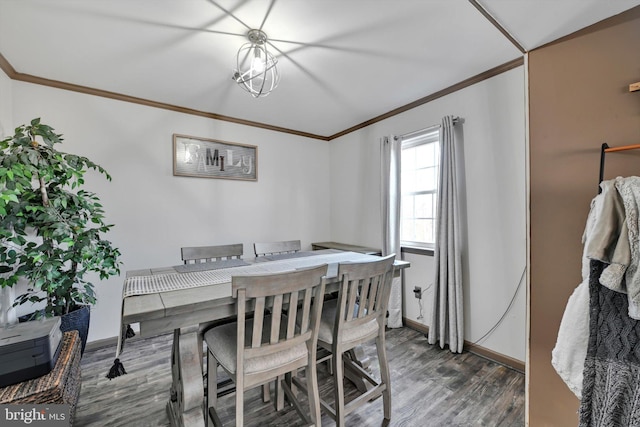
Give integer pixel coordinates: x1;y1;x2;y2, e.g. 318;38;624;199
1;0;639;139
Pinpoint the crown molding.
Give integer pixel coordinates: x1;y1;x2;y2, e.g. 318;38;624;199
328;57;524;140
0;52;523;142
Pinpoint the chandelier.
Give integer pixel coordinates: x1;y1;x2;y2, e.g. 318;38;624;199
233;29;280;98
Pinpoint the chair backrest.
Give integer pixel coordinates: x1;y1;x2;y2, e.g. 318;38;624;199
232;264;327;382
253;240;301;257
334;254;396;340
181;243;243;264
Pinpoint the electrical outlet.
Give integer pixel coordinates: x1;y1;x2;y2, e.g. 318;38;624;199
413;286;422;299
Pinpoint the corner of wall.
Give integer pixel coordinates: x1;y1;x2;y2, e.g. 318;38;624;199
0;67;13;138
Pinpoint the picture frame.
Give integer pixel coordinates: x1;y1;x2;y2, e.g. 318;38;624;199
173;134;257;181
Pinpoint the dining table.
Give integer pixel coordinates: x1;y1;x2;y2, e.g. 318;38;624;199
117;249;410;427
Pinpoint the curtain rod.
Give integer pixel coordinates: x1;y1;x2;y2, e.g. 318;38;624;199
395;116;461;141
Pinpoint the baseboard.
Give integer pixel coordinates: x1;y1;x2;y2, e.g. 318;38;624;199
402;317;525;374
465;341;525;374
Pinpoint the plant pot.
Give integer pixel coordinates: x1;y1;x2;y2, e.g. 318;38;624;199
0;286;17;328
60;305;90;356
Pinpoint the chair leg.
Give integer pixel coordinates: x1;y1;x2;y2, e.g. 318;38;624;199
376;335;392;420
236;376;244;427
333;349;346;427
277;372;297;410
206;351;218;427
306;359;321;426
276;374;285;410
287;368;299;399
262;383;270;403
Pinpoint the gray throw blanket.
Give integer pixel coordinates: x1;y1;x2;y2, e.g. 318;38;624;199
579;260;640;426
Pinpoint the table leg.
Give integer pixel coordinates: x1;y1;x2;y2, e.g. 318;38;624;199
343;348;371;393
166;326;205;427
350;347;370;369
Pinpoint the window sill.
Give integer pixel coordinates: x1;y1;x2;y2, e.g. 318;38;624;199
401;246;434;256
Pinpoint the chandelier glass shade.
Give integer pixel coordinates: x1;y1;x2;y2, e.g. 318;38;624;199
233;29;279;98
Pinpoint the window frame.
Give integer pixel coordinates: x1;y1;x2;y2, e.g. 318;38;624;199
400;128;440;250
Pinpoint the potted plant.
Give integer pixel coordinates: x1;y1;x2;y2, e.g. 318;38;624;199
0;118;121;353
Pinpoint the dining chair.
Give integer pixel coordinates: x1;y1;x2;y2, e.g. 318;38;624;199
181;243;244;264
204;264;328;427
181;243;261;403
315;254;396;426
253;240;301;257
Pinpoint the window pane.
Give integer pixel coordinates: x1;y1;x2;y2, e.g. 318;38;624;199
426;167;436;192
400;132;440;247
425;219;434;243
414;219;428;243
415;166;437;192
416;143;435;168
402;147;416;170
412;219;434;243
401;195;414;219
414;168;428;192
414;194;433;219
401;219;414;241
433;196;438;217
402;169;416;194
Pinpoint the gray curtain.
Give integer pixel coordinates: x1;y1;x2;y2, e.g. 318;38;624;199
428;115;464;353
381;135;403;328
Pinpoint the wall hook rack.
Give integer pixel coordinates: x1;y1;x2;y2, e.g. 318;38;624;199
598;142;640;192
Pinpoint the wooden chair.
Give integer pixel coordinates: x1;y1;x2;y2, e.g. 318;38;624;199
181;244;244;264
181;243;256;402
316;254;396;426
204;264;328;427
253;240;301;257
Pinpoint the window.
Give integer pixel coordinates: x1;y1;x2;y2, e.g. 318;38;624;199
400;128;440;248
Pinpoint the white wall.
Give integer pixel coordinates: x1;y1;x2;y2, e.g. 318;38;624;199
329;67;527;361
11;81;332;343
0;68;11;138
0;68;15;323
7;67;527;362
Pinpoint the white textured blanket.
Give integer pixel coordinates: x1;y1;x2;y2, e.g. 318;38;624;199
615;176;640;319
122;251;374;298
552;189;600;398
554;176;640;400
552;277;590;398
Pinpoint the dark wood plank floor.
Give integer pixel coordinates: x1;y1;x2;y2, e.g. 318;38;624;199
75;327;524;426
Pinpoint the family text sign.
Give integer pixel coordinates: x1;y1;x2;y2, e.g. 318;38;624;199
173;134;257;181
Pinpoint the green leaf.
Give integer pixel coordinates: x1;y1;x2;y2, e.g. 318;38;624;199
1;119;121;316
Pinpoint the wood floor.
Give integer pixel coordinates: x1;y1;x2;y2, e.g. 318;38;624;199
75;327;525;426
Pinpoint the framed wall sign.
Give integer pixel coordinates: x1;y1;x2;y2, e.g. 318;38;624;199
173;134;257;181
